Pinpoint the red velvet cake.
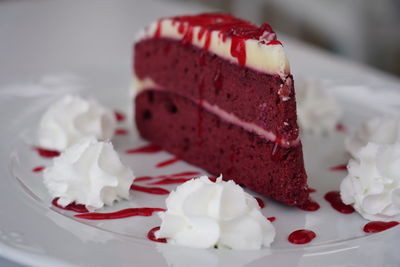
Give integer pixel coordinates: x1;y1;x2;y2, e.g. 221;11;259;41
133;13;309;206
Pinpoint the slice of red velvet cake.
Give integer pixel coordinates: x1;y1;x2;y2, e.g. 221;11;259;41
133;13;309;206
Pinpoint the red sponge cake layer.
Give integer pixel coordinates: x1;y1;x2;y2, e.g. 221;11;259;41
133;13;309;206
135;90;308;205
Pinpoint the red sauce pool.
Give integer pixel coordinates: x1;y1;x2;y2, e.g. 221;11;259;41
297;198;320;211
324;191;354;214
288;229;316;245
75;207;165;220
155;157;180;168
32;166;45;173
149;178;191;185
267;217;276;222
330;164;347;171
147;226;167;243
52;198;88;213
125;144;162;154
255;197;265;208
135;176;154;182
115;128;128;135
130;184;170;195
114;111;125;122
33;147;60;158
363;221;399;233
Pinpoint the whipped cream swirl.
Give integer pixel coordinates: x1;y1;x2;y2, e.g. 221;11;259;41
345;117;400;158
38;94;116;151
155;176;275;250
296;79;342;134
340;142;400;221
44;137;133;210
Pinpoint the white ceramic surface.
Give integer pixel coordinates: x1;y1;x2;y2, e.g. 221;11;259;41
1;0;400;266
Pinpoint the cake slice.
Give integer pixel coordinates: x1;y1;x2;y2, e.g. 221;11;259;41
133;13;309;206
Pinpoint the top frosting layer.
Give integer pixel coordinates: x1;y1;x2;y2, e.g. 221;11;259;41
137;13;290;78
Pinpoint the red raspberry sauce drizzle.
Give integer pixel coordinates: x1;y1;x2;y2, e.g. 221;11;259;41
157;13;277;67
330;164;347;171
324;191;354;214
32;147;60;158
148;226;167;243
363;221;399;233
288;229;316;245
297;198;320;211
52;198;88;213
115;129;128;135
130;184;170;195
75;208;166;220
255;197;265;208
114;111;126;122
267;217;276;222
155;157;180;168
125;144;162;154
148;178;192;185
32;166;45;173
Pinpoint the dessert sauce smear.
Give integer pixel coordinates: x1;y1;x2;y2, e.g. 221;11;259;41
330;164;347;171
324;191;354;214
288;229;316;245
125;144;162;154
114;111;126;122
33;147;60;158
298;198;320;211
363;221;399;233
75;208;166;220
130;184;170;195
32;166;45;173
255;197;265;208
149;177;191;185
155;157;180;168
148;226;167;243
52;198;88;213
115;129;128;135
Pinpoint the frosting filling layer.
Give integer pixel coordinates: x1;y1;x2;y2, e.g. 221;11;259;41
135;77;299;147
136;15;290;78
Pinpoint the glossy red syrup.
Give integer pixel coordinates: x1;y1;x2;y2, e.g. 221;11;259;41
363;221;399;233
130;184;170;195
255;197;265;208
149;178;191;185
125;144;162;154
336;123;347;133
115;128;128;135
114;111;126;122
324;191;354;214
32;166;45;173
330;164;347;171
74;207;166;220
164;13;277;68
33;147;60;158
167;171;201;177
148;226;167;243
267;40;282;46
52;198;88;213
154;19;163;39
308;188;316;193
298;198;320;211
288;229;316;245
209;177;217;182
135;176;154;182
155;157;180;168
267;217;276;222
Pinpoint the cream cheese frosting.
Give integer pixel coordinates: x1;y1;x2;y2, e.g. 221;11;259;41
43;137;134;210
38;94;117;151
137;18;290;78
155;176;275;250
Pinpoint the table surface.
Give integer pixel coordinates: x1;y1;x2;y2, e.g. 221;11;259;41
0;0;399;266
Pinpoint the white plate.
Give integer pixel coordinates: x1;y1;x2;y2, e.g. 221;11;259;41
1;74;400;267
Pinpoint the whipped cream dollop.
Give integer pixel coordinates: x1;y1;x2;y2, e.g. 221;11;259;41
345;117;400;158
43;137;133;210
340;142;400;221
38;94;117;151
296;79;342;134
155;176;275;250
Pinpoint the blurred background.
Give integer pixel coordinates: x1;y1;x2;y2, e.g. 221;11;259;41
174;0;400;77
